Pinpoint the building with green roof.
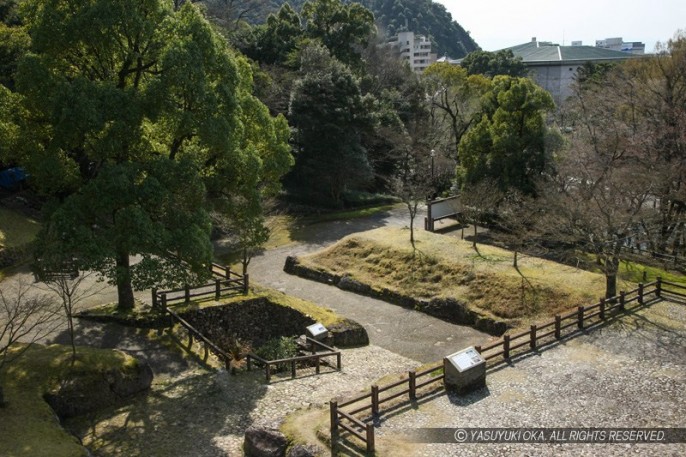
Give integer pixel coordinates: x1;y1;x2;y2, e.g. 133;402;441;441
504;38;639;106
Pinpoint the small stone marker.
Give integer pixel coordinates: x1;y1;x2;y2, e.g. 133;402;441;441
443;346;486;394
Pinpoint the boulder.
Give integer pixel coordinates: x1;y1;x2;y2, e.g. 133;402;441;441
287;444;319;457
244;426;289;457
44;357;153;419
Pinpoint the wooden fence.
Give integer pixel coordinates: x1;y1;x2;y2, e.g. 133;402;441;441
330;363;445;453
247;337;342;382
151;263;248;308
162;305;231;367
329;277;686;454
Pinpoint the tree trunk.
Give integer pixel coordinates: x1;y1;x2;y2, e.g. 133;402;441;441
116;251;135;311
605;256;620;299
0;384;5;407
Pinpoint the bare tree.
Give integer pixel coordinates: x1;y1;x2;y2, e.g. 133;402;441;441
38;272;105;364
0;281;60;406
391;145;434;250
459;179;503;251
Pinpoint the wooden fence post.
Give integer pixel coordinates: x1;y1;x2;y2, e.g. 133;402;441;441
529;325;537;349
330;401;339;436
555;315;561;339
291;360;296;378
265;364;271;382
315;356;320;374
619;291;626;311
503;335;511;359
475;345;481;353
599;298;606;320
409;371;417;400
366;423;375;454
247;355;252;372
243;273;249;294
638;283;644;304
656;276;662;298
577;306;584;329
336;352;341;370
184;284;190;303
215;279;221;300
226;266;231;279
371;385;379;415
152;288;158;308
161;293;168;310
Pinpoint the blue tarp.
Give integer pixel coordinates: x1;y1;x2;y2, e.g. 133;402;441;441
0;167;26;190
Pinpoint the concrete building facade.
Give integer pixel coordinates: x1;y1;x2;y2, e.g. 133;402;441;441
389;31;437;73
504;38;639;106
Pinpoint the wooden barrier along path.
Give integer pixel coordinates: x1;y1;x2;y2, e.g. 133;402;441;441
246;337;342;382
329;277;685;454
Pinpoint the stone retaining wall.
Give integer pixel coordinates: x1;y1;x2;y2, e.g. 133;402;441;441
181;298;368;348
284;256;508;336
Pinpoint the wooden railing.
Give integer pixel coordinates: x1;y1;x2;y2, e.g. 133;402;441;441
330;363;445;453
329;276;686;454
474;279;673;362
151;263;248;308
246;337;341;382
163;306;231;367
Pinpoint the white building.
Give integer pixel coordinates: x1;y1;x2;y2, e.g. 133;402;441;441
389;31;437;73
595;37;645;55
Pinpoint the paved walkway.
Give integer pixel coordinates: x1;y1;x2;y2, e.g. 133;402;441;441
244;206;489;363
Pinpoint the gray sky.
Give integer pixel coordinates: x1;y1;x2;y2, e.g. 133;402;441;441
438;0;685;53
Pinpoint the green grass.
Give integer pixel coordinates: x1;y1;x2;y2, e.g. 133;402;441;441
0;207;40;249
217;204;401;265
298;227;610;326
0;344;141;457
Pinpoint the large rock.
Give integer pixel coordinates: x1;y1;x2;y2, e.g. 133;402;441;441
44;356;153;419
287;444;319;457
244;426;289;457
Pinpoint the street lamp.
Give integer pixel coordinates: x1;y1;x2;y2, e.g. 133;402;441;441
430;149;435;181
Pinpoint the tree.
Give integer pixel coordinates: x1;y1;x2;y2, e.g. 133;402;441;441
540;59;655;298
38;271;105;364
457;75;558;196
243;3;303;66
288;44;374;205
460;49;528;78
1;281;60;406
10;1;291;310
423;62;489;162
301;0;375;68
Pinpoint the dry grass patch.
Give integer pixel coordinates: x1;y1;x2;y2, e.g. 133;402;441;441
298;227;611;326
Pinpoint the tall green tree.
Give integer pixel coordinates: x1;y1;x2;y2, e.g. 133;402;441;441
11;0;291;310
288;44;374;205
457;76;558;196
301;0;374;68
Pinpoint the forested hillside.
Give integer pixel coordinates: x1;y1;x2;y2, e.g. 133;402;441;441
267;0;479;58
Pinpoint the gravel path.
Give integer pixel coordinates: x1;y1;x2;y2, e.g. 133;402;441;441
375;299;686;456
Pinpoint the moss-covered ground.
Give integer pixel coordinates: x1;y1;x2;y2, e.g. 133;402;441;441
0;344;141;457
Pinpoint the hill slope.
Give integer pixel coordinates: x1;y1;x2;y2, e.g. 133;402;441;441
266;0;479;58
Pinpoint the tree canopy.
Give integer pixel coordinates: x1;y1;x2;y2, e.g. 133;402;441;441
5;0;291;310
457;76;557;196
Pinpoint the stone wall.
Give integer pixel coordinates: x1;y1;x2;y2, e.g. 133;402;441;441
179;298;368;348
284;255;508;336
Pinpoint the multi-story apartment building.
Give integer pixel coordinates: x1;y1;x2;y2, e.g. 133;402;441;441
389;31;437;73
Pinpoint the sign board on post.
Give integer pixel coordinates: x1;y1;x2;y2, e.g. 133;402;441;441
444;346;486;394
306;323;328;341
